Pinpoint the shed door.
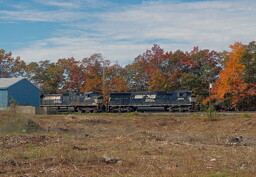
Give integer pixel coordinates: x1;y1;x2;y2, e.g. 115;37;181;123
0;90;8;108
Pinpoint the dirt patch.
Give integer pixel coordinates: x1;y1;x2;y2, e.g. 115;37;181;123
0;135;51;149
78;118;112;125
1;112;256;176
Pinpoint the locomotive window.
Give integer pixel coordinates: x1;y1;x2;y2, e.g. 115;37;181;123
186;92;191;96
83;93;90;97
178;93;186;97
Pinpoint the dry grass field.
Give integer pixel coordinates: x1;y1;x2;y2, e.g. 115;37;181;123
1;110;256;177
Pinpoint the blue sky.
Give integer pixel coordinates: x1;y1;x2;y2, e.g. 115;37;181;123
0;0;255;65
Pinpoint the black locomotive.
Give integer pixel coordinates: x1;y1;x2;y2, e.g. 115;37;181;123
41;92;103;113
108;90;197;112
41;90;197;113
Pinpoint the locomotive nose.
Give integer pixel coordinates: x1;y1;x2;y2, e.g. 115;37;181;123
189;95;196;103
97;96;103;99
95;96;103;104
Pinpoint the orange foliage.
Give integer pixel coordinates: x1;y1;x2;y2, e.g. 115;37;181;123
211;42;250;107
148;69;169;91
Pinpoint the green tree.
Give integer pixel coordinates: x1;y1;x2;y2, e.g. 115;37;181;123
180;47;222;102
26;60;64;93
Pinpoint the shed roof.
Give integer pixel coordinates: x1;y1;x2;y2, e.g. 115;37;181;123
0;78;25;89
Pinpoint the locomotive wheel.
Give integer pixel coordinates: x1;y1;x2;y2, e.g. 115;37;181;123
168;108;175;112
127;107;133;113
108;107;114;113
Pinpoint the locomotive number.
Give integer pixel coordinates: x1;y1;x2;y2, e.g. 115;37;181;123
53;100;62;103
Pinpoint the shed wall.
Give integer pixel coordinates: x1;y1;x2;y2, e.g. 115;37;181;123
8;79;40;107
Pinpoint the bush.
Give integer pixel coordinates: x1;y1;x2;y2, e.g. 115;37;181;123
242;113;252;118
0;110;43;134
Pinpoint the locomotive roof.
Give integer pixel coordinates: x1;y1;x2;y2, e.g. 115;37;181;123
110;90;191;95
43;91;98;95
84;91;97;94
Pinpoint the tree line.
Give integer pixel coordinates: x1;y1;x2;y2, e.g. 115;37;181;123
0;41;255;110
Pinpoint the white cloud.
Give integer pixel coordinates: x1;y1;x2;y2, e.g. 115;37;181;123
9;0;256;65
33;0;111;9
0;9;89;22
36;1;81;8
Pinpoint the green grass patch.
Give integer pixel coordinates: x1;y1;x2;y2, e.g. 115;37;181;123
241;113;253;118
208;173;240;177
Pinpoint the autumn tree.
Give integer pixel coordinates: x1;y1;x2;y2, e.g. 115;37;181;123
210;42;255;109
162;50;187;90
242;41;256;87
26;60;64;93
180;47;222;103
125;44;167;91
240;41;256;109
82;53;110;93
11;57;27;77
103;64;128;100
124;56;149;91
57;58;85;92
0;49;26;78
140;44;167;91
125;45;221;99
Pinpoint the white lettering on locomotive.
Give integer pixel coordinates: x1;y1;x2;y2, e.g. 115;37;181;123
43;96;61;100
135;95;144;99
135;94;156;99
147;95;156;99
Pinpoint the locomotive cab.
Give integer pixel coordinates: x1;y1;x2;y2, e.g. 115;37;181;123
166;90;197;112
185;91;197;111
187;92;196;103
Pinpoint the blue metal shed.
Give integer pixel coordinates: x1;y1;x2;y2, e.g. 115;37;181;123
0;78;40;109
